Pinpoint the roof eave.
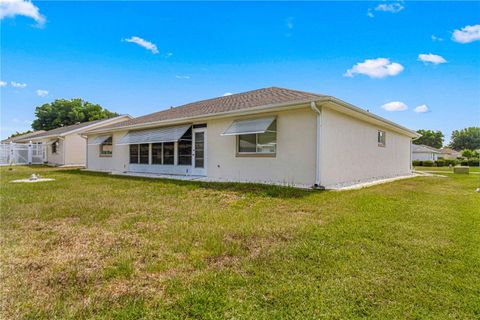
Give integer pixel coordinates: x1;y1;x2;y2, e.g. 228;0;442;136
84;99;318;134
322;97;421;138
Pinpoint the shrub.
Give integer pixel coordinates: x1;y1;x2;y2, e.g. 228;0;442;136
423;160;434;167
444;159;458;167
460;160;469;166
468;158;479;167
412;160;422;167
435;159;445;167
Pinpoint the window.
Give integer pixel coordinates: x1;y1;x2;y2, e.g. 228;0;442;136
177;127;192;165
99;137;113;156
152;143;163;164
129;144;139;163
139;144;149;164
163;142;174;165
378;130;386;147
237;120;276;155
151;142;174;165
130;144;149;164
51;140;59;154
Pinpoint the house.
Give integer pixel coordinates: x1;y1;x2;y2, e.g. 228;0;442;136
84;87;420;188
1;130;46;143
412;144;441;161
439;147;462;160
16;115;131;167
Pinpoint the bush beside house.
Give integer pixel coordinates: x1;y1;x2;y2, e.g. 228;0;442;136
412;158;479;167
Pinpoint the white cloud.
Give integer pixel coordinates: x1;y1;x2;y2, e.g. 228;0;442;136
0;0;46;26
175;75;190;80
418;53;447;65
381;101;408;112
414;104;429;113
286;17;294;29
368;2;404;17
431;35;443;42
0;80;7;87
223;92;233;96
344;58;404;78
124;36;159;54
36;89;48;97
165;52;173;58
11;81;26;88
452;24;480;44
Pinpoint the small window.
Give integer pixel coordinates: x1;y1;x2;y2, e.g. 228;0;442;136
237;120;277;155
99;137;113;157
378;130;386;147
51;140;59;154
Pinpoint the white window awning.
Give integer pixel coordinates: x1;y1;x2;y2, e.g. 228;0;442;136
88;135;112;145
116;124;191;145
222;116;276;136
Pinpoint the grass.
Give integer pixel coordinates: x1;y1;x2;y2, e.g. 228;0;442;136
1;166;479;319
415;166;480;173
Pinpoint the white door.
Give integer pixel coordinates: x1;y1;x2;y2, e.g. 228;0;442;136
192;128;207;176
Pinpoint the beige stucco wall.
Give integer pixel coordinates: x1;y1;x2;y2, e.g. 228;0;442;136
63;134;87;166
87;131;129;172
45;139;64;166
86;108;317;186
320;107;412;187
206;108;317;186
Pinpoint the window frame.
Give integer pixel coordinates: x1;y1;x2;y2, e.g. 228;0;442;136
99;137;113;157
378;130;386;147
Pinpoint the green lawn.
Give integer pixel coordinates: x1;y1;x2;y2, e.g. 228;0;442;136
415;166;480;173
1;166;479;319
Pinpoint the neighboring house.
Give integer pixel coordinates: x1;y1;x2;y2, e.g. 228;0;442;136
439;148;462;160
85;87;420;188
412;144;441;161
16;115;131;167
1;131;46;143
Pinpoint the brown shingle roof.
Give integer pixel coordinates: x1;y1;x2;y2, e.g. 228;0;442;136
96;87;325;131
23;119;108;140
1;130;46;143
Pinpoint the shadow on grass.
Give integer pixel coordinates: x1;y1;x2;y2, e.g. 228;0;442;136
58;169;318;199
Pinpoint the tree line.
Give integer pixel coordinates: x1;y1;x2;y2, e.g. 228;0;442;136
414;128;480;152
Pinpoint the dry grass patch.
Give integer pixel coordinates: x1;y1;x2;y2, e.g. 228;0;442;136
1;166;479;319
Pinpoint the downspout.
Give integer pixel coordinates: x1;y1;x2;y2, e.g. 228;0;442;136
411;135;420;172
310;101;324;189
80;134;88;169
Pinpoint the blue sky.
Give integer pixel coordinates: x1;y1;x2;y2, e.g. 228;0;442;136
1;1;479;142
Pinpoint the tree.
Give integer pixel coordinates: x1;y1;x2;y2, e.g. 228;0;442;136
8;130;33;138
462;149;480;159
449;127;480;151
31;99;119;131
413;129;444;149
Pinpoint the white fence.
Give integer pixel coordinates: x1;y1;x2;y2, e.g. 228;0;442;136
0;143;46;166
